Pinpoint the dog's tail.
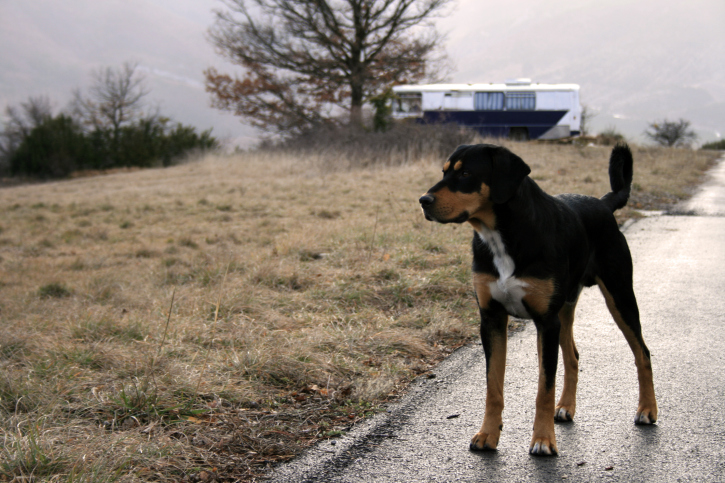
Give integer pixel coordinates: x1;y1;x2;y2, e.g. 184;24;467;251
600;143;634;212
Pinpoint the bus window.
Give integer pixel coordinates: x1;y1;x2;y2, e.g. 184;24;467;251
393;93;422;115
442;92;473;110
475;92;504;110
505;92;536;110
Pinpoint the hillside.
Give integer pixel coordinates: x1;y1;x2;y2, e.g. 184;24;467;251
0;143;718;480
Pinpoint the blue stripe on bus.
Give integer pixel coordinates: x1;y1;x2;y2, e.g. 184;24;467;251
419;110;569;139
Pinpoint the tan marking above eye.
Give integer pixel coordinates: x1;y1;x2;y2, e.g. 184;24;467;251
454;160;463;171
443;161;450;171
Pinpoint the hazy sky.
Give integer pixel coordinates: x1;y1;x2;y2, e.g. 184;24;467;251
1;0;723;145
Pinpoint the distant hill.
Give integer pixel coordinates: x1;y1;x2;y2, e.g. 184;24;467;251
1;0;723;146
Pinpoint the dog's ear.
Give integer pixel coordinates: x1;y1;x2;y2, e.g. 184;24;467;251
490;147;531;204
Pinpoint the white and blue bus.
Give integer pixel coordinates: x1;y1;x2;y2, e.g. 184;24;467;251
391;79;581;140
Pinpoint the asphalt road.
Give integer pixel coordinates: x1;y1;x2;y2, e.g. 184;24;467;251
271;156;725;482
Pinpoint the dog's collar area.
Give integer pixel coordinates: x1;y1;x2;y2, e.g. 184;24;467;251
474;225;531;319
468;216;495;232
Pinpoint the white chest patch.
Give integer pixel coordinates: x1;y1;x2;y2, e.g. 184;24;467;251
476;226;531;319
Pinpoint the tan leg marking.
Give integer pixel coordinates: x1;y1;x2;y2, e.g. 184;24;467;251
471;273;508;451
555;302;578;422
472;272;495;310
530;331;558;455
471;324;508;451
521;277;555;316
597;277;658;424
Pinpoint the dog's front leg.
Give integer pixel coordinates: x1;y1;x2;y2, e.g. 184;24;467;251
530;315;561;456
470;303;509;451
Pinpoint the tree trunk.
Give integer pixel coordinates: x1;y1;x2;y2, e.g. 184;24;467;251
349;101;364;129
349;65;365;129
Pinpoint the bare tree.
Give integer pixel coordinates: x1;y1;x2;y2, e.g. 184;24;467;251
70;62;150;166
579;104;597;136
72;62;149;133
206;0;452;134
644;118;697;147
0;96;53;165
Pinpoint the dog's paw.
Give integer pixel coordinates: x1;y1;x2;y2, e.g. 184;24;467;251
554;406;574;422
529;437;558;456
470;431;499;451
634;406;657;425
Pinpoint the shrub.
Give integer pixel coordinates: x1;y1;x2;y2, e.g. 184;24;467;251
596;126;626;146
38;282;72;299
269;121;478;168
161;123;217;166
6;114;218;177
644;118;697;147
369;89;395;133
89;116;219;169
10;115;91;178
701;139;725;150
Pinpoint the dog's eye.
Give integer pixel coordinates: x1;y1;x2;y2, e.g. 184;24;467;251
460;171;471;178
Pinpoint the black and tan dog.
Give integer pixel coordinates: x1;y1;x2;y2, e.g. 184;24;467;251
419;143;657;456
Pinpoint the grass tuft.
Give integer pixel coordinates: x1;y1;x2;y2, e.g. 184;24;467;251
71;316;146;343
0;427;70;480
38;282;72;298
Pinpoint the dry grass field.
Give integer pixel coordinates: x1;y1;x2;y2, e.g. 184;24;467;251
0;140;718;481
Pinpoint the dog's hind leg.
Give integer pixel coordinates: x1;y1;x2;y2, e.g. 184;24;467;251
555;299;580;422
596;262;658;424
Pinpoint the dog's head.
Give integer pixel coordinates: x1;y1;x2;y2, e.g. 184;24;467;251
419;144;531;228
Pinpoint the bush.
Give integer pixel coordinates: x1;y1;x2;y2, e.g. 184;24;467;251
38;282;72;299
159;123;217;166
268;121;478;168
701;139;725;150
596;126;626;146
6;114;218;178
644;118;697;147
10;115;91;178
369;89;394;133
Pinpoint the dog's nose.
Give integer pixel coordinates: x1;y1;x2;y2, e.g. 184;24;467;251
419;194;435;207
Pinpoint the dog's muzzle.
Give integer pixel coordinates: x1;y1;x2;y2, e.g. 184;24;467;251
419;193;469;224
419;194;435;221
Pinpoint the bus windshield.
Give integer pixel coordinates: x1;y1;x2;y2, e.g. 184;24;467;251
393;93;422;116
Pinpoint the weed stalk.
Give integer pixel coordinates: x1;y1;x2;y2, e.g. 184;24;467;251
367;205;380;264
194;263;230;399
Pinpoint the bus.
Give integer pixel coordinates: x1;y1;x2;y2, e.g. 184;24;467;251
391;79;581;140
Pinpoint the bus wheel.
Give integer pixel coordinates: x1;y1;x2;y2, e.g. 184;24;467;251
509;127;529;141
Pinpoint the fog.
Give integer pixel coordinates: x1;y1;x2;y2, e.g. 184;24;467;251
1;0;723;145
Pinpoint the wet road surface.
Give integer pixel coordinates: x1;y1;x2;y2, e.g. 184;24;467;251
271;157;725;482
